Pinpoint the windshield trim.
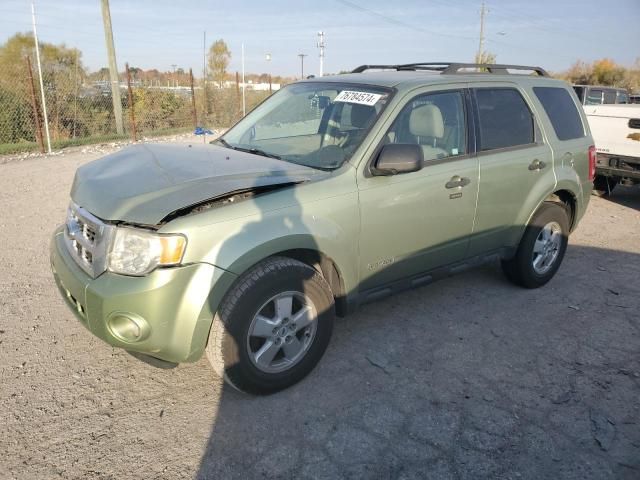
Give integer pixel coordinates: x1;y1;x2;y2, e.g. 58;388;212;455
219;81;396;170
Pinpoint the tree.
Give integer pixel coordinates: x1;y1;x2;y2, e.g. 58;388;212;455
0;33;85;142
559;58;637;90
474;51;496;65
208;39;231;88
562;60;592;84
591;58;626;86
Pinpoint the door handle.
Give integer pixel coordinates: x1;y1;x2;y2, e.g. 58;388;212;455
445;175;471;189
528;159;546;171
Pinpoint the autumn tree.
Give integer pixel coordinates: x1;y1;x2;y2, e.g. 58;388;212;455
474;51;496;65
562;60;592;84
208;39;231;88
559;58;638;91
591;58;626;86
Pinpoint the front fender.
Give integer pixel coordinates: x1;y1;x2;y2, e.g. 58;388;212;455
161;178;361;308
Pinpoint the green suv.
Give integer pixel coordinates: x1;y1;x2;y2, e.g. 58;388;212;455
51;63;595;394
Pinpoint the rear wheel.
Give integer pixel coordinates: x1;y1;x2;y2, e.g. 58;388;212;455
502;202;569;288
206;257;335;395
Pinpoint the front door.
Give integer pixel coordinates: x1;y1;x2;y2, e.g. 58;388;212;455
356;88;479;291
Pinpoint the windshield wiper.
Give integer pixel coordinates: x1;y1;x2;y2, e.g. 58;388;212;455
238;147;282;160
214;139;282;160
215;138;233;149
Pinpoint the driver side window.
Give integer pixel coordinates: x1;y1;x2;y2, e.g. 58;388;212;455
386;91;467;162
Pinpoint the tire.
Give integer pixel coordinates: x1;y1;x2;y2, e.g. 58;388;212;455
501;202;570;289
205;256;335;395
592;176;617;197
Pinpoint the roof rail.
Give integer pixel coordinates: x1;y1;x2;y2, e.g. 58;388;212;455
351;62;549;77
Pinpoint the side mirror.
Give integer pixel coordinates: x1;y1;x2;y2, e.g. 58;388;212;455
372;144;423;176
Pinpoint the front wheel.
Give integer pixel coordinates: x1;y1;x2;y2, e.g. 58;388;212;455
206;257;335;395
502;202;569;288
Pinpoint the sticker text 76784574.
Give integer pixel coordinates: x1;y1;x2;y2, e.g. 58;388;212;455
334;90;383;106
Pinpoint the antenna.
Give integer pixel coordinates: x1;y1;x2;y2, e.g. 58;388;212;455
317;31;325;77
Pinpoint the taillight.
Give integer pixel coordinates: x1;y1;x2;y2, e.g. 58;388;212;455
588;145;596;181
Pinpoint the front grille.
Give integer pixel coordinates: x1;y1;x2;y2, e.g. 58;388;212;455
63;203;114;278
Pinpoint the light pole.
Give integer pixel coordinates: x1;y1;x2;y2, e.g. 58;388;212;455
317;31;325;77
265;53;272;93
171;64;178;87
298;53;307;79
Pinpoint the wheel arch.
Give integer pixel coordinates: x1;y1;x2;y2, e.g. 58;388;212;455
269;249;349;317
545;189;577;231
223;238;353;318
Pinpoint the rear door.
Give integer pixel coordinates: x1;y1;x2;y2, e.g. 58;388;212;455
467;84;554;256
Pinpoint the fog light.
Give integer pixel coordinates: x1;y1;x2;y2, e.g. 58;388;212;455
107;312;150;343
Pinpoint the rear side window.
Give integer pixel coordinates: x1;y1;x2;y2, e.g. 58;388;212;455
475;88;534;151
616;91;629;104
603;90;617;104
585;89;603;105
533;87;585;141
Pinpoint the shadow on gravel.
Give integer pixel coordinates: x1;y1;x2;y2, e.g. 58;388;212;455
196;245;640;480
600;185;640;210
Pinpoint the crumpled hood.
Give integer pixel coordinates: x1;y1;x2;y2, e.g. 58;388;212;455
71;143;325;225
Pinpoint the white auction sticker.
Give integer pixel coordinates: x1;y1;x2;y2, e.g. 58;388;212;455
334;90;382;106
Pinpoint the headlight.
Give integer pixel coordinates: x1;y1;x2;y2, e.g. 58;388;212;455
107;227;187;276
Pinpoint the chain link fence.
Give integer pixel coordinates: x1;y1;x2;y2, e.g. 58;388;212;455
0;55;271;155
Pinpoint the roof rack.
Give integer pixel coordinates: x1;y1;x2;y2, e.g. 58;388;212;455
351;62;549;77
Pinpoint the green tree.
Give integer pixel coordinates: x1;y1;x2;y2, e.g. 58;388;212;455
208;39;231;88
0;33;86;142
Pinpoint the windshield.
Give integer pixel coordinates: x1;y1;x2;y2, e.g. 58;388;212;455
219;82;392;169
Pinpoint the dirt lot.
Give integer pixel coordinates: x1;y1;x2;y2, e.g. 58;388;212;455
1;141;639;480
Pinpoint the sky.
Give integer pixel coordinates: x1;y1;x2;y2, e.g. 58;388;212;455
1;0;639;77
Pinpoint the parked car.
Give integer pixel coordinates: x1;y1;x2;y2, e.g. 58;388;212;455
584;104;640;195
51;63;594;394
573;85;630;105
629;94;640;104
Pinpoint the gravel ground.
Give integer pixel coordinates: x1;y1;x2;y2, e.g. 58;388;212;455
1;142;639;480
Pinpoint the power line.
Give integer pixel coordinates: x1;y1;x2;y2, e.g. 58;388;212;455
335;0;477;42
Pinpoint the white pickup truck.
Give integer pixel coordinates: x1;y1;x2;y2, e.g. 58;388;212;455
583;104;640;195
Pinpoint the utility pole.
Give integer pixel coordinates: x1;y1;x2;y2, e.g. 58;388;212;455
125;63;137;142
241;43;246;116
25;56;45;153
298;53;308;79
100;0;124;135
203;31;208;116
189;68;198;128
171;64;178;87
477;1;487;64
30;1;51;153
265;53;272;93
317;31;325;77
